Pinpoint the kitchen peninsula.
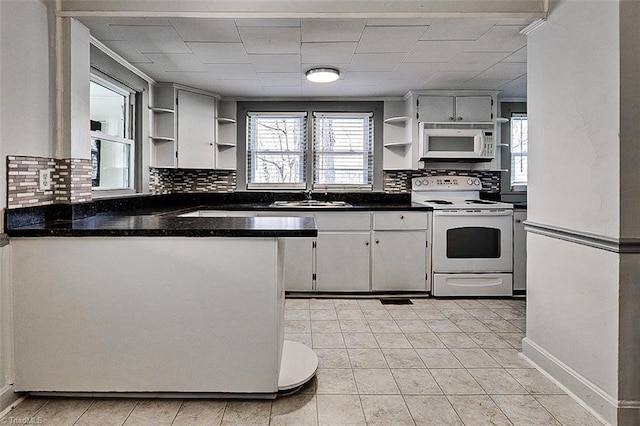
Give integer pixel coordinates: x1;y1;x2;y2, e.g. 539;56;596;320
6;210;318;396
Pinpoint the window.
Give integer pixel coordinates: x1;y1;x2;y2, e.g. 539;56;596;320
246;112;307;189
510;113;528;190
313;113;373;190
89;75;135;191
245;109;374;190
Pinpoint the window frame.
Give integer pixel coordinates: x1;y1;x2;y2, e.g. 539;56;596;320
509;113;528;191
498;101;527;195
238;101;383;192
89;72;137;194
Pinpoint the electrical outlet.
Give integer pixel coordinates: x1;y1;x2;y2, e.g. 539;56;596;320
39;169;51;191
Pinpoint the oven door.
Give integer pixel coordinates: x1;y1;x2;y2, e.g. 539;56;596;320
432;209;513;273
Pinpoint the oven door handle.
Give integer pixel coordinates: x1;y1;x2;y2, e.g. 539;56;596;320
434;210;513;217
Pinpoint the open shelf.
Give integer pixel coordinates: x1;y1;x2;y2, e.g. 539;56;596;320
384;142;411;149
149;136;175;142
217;117;237;124
216;142;236;150
384;116;410;125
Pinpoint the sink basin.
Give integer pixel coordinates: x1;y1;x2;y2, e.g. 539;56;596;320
270;200;351;208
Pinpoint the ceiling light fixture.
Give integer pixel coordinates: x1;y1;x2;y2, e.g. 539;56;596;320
305;68;340;83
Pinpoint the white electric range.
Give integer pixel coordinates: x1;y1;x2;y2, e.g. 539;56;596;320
411;176;514;297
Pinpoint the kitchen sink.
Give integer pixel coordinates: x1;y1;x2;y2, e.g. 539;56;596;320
269;200;351;208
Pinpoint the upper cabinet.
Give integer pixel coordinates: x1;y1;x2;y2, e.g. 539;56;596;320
417;95;493;123
150;83;237;170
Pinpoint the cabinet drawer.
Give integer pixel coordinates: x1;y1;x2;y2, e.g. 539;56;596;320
373;212;429;230
314;213;371;231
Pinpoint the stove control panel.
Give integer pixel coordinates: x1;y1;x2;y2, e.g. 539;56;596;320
412;176;482;191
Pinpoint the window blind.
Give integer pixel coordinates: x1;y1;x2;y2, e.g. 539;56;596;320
246;112;307;189
312;112;374;190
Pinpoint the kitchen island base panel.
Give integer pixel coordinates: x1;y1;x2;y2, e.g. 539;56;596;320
278;340;318;391
11;237;290;394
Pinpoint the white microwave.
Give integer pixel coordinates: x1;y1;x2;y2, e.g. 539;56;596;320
419;122;495;161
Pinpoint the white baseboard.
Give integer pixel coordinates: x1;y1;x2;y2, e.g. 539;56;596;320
522;337;640;425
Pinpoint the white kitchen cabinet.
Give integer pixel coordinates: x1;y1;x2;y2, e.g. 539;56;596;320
372;212;430;291
315;232;371;292
314;213;371;292
513;210;527;291
177;89;216;169
282;238;315;292
382;99;413;170
150;83;225;169
215;100;237;170
417;95;493;122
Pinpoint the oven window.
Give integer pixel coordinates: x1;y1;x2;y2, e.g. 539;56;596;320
447;227;501;258
429;136;475;152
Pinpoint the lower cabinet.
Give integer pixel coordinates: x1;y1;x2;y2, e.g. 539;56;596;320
315;232;371;292
282;238;315;292
372;230;428;291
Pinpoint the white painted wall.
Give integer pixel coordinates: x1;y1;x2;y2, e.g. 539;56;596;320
528;0;619;239
0;0;54;224
526;1;640;424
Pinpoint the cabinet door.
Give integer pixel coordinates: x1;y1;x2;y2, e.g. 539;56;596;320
315;233;370;292
454;96;492;122
372;231;427;291
283;238;315;292
177;90;215;169
417;96;455;122
513;211;527;291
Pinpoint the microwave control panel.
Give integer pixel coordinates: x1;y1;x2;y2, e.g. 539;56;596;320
480;131;494;157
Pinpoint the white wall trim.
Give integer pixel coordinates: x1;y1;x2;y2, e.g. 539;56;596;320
0;385;21;416
525;221;640;253
89;36;155;86
522;337;621;425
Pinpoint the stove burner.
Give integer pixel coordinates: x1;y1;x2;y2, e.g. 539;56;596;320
465;199;496;205
424;199;454;205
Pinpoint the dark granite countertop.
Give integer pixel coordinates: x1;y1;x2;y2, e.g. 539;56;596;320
4;192;434;238
6;214;318;238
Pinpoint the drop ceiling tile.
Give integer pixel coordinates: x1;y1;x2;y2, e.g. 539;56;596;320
186;42;250;64
419;19;496;41
166;64;256;81
301;20;366;42
466;25;527;52
262;86;303;97
349;53;406;72
161;72;220;90
366;19;432;26
302;82;380;97
301;42;357;64
106;18;172;26
139;53;207;72
461;78;513;90
235;19;301;27
238;26;301;54
257;73;303;86
497;74;528;98
342;71;392;85
444;52;511;72
389;62;446;79
475;62;527;80
217;80;266;97
422;71;479;89
502;46;527;63
79;18;125;41
250;54;301;72
356;26;428;53
102;41;152;64
375;79;427;96
110;25;192;54
170;18;241;42
497;18;535;26
404;41;471;63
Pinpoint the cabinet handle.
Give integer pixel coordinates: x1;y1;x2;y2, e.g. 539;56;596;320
209;143;214;146
449;117;454;121
457;117;463;121
375;240;380;244
516;219;522;223
400;215;405;219
365;242;369;246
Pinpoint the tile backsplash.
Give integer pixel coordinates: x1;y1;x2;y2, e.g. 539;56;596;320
384;170;501;193
7;156;92;209
150;168;237;194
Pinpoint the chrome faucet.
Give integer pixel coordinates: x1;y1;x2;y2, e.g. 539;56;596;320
303;189;313;200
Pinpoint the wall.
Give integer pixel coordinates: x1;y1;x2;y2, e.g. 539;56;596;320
525;0;640;424
0;0;54;411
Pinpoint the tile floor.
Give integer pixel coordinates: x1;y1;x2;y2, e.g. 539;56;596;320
1;297;604;426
